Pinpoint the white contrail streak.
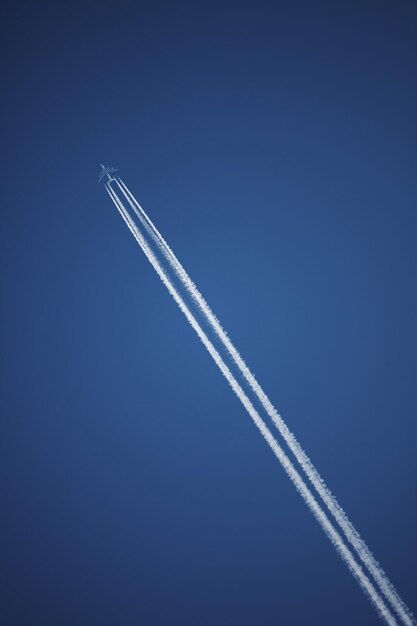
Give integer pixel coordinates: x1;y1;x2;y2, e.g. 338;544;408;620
114;177;414;626
105;182;399;626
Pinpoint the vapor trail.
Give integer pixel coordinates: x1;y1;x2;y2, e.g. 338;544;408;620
105;182;399;626
113;178;413;626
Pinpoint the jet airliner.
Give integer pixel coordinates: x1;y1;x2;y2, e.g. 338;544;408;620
99;164;118;183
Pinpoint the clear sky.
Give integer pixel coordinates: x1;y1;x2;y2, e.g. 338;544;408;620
1;2;416;625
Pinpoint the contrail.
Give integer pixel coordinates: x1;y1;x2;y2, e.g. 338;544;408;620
113;177;414;626
105;182;400;626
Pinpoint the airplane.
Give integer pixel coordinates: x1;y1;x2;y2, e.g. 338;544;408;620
99;163;118;183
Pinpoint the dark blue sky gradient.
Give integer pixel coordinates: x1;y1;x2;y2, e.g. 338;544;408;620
1;2;416;625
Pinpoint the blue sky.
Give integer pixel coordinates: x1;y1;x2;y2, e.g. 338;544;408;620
1;2;416;624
